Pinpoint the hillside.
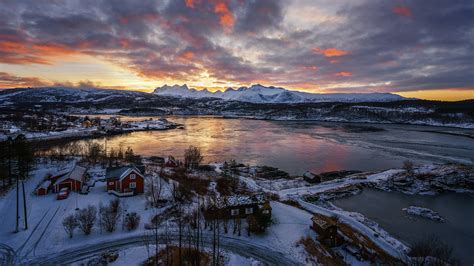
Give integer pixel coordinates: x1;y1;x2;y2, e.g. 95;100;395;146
0;87;473;128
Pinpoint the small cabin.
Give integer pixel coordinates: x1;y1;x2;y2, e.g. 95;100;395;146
106;166;144;197
303;171;322;184
204;194;271;220
36;180;52;196
311;215;338;247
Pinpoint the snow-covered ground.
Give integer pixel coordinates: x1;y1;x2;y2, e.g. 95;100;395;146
0;161;173;264
0;161;316;265
1;159;470;265
402;206;447;222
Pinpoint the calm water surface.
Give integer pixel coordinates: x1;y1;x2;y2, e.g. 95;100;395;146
69;116;474;175
332;189;474;265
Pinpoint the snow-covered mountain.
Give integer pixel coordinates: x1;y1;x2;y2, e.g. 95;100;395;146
0;86;150;104
153;84;408;103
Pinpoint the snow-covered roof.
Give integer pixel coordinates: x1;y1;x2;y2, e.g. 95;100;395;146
303;171;317;179
106;166;143;181
311;216;332;230
215;194;267;208
38;180;51;189
56;165;87;184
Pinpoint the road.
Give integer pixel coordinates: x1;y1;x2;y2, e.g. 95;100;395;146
25;233;301;265
0;243;16;266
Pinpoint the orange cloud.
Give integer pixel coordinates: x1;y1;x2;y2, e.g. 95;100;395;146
185;0;194;8
214;1;234;32
393;6;412;17
313;48;350;57
0;40;77;65
0;72;50;88
335;71;352;77
303;65;318;71
178;51;195;61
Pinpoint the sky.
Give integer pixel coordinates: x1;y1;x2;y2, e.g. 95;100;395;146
0;0;473;101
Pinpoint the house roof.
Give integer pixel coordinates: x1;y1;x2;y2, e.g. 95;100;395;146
311;216;333;230
303;171;317;179
106;166;143;181
56;165;87;184
38;180;51;189
214;194;267;208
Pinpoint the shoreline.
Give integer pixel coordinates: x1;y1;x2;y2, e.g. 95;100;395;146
70;112;474;130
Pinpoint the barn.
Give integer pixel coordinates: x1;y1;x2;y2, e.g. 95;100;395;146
106;166;144;197
53;165;87;193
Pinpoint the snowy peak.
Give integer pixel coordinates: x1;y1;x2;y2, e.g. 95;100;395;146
153;84;408;103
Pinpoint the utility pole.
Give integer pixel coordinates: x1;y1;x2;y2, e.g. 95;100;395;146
15;175;19;233
22;179;28;230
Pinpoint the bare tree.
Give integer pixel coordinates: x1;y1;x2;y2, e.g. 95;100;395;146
409;235;459;265
86;143;104;164
76;205;97;235
124;212;140;231
403;160;414;176
145;175;163;207
102;199;121;232
184;145;203;170
62;214;78;238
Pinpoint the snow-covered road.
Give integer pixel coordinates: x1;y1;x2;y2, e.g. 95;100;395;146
26;233;302;265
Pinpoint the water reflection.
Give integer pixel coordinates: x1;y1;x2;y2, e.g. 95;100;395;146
59;116;474;175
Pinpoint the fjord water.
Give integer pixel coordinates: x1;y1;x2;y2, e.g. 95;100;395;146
332;189;474;265
74;116;473;175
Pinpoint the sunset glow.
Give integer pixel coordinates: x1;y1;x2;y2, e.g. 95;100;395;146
0;0;472;101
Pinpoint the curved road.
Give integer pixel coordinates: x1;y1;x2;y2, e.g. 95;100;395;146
25;234;301;265
0;243;16;266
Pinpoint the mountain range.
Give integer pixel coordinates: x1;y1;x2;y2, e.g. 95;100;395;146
0;86;472;128
153;84;408;103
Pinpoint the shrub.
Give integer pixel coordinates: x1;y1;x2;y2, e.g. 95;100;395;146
76;205;97;235
63;214;78;238
124;212;140;231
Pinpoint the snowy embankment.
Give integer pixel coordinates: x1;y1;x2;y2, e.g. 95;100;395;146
16;120;178;141
237;168;411;259
402;206;446;222
296;200;409;261
277;169;404;199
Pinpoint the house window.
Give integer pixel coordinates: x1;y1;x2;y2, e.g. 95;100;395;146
231;209;239;216
130;173;136;180
245;207;253;214
108;181;114;185
129;182;136;189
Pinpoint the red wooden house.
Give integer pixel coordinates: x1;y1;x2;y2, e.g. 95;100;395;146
106;166;144;197
52;165;87;193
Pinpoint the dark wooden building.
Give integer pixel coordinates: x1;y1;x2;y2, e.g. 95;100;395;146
204;194;271;220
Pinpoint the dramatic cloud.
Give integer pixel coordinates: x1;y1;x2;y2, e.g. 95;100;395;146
313;48;350;57
335;72;352;77
0;0;472;99
393;6;413;17
0;72;49;88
